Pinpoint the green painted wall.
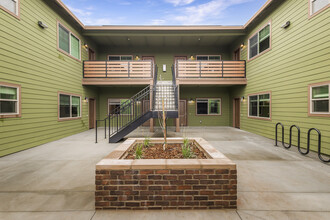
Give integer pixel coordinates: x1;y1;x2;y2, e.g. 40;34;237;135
180;86;230;126
97;47;232;80
0;0;97;156
229;0;330;154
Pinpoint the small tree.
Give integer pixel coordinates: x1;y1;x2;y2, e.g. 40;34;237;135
158;97;167;150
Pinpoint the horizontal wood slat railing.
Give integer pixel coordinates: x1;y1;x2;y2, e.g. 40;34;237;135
83;61;153;78
176;60;246;78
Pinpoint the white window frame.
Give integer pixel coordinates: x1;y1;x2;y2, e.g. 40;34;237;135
309;82;330;116
309;0;330;17
0;0;19;18
57;21;81;61
248;92;271;120
248;22;271;60
196;98;221;115
0;82;20;117
58;92;81;120
108;55;133;61
108;98;132;115
196;55;222;61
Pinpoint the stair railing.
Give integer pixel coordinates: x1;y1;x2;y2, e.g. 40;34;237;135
274;123;329;163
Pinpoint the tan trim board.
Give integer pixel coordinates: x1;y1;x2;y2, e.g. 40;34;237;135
58;91;82;121
244;0;273;28
82;78;153;85
308;81;330;117
247;91;272;121
84;25;245;31
0;0;20;20
0;82;21;118
308;0;330;19
55;0;85;28
177;78;247;85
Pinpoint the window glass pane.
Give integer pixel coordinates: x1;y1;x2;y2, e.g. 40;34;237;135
196;56;208;60
312;85;329;99
0;86;17;99
71;96;80;117
0;0;16;14
313;100;329;112
259;25;270;42
121;56;132;61
259;94;270;118
109;56;120;61
59;25;70;53
120;99;130;115
70;34;80;59
249;34;258;58
0;101;16;113
208;56;221;61
208;99;220;114
249;96;258;116
259;36;270;53
197;99;208;114
60;94;70;118
312;0;329;14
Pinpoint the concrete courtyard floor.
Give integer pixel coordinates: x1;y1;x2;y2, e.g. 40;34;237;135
0;127;329;220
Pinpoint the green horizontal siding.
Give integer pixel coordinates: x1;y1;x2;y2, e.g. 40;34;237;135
230;0;330;155
0;0;97;156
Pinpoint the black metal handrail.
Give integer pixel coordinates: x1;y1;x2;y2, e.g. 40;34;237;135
274;123;329;163
95;117;108;143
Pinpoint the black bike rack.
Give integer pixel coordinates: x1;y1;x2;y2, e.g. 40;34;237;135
275;123;329;163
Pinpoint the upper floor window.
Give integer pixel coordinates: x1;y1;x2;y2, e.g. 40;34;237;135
0;82;20;118
249;23;271;60
108;55;133;61
310;0;329;16
0;0;19;17
248;92;271;119
196;98;221;115
58;23;81;60
58;93;81;120
196;55;221;61
309;82;330;116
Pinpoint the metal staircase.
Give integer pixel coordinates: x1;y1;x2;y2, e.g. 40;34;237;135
95;66;179;143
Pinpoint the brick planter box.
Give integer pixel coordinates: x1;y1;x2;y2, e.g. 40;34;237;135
95;138;237;210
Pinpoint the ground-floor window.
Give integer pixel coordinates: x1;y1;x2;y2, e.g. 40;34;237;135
196;98;221;115
108;98;132;115
248;92;271;119
58;92;81;120
309;82;330;116
0;82;20;117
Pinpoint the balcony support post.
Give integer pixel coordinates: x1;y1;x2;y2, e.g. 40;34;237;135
199;61;202;78
128;62;130;78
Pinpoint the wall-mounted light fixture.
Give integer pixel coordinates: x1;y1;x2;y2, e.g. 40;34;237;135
198;37;201;41
163;64;166;72
240;43;245;49
83;43;89;49
127;37;130;41
84;97;88;103
188;98;195;104
135;55;140;60
38;21;48;29
281;21;290;29
241;96;245;102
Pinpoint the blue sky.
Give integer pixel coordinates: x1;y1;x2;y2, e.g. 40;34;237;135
61;0;268;26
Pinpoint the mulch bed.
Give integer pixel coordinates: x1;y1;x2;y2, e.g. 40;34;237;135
124;143;207;159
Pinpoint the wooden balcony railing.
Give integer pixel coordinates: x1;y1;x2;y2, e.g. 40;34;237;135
83;61;153;78
176;60;246;78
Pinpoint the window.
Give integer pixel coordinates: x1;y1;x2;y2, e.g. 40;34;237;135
309;82;330;115
196;98;221;115
58;23;81;60
249;23;271;59
196;55;221;61
58;93;81;120
108;55;133;61
0;83;20;117
0;0;19;17
248;93;271;119
310;0;329;15
108;99;132;115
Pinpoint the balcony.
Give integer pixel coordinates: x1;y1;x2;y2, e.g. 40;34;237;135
176;60;247;85
82;60;154;85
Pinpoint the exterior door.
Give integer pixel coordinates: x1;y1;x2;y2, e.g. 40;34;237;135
233;98;240;128
88;48;96;60
89;98;95;129
233;48;240;61
176;100;187;126
174;56;187;77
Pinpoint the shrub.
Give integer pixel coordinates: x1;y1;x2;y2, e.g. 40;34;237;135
135;144;143;159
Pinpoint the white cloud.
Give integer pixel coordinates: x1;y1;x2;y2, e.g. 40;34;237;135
165;0;195;7
149;19;167;25
165;0;252;25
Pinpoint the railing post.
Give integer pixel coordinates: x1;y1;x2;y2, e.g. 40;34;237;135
199;61;202;78
128;61;130;78
222;61;224;78
83;61;85;78
117;114;118;132
244;60;246;78
108;115;110;143
105;60;107;78
104;119;106;139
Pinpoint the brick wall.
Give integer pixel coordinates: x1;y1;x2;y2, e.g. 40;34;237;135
95;168;237;210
